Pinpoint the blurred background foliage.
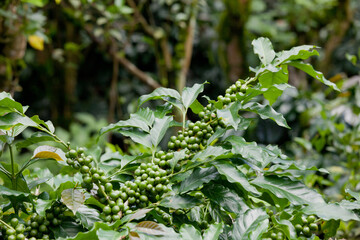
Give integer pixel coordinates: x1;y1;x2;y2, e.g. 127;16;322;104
1;0;360;237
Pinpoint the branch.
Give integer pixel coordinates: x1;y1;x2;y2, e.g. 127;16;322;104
84;25;161;90
126;0;155;37
177;2;198;92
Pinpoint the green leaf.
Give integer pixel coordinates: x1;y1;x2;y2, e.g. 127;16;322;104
160;194;201;209
133;108;155;127
321;220;340;239
232;208;269;240
217;102;242;130
287;61;340;91
251;175;325;205
345;189;360;201
258;65;289;105
168;149;186;170
181;82;206;110
0;113;37;130
203;222;224;240
76;205;101;229
302;202;359;221
97;229;125;240
189;99;204;114
180;224;202;240
212;160;259;195
60;222;111;240
136;221;165;236
252;37;275;65
0;92;23;114
138;87;181;107
16;132;56;149
226;136;273;170
0;185;30;198
179;166;219;193
242;102;289;128
21;0;47;7
35;199;53;216
118;129;152;148
150;116;172;147
202;183;248;214
61;189;85;214
99;116;150;137
192;146;229;162
275;45;319;64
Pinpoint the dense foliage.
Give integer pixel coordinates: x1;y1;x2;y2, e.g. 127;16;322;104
1;38;359;240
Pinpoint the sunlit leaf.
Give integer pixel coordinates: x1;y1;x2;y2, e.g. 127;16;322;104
252;37;275;65
179;224;201;239
32;145;65;161
181;82;206;109
232;208;269;240
288;61;340;91
61;189;85;214
28;35;44;50
252;175;325;205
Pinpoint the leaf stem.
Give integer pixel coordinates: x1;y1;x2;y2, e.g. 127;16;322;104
0;219;14;231
9;144;16;190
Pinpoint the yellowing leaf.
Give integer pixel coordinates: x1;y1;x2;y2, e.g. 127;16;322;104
129;231;140;240
28;35;44;51
135;221;164;235
55;0;61;4
32;145;65;161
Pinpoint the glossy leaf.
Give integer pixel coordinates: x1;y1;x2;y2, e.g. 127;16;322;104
35;199;53;216
179;166;219;193
118;129;152;148
181;82;206;109
232;208;269;240
241;102;289;128
97;229;125;240
179;224;202;240
252;37;275;65
189;99;204;114
0;92;23;114
258;65;288;105
202;183;249;214
212;160;259;195
203;222;224;240
217;102;242;130
150;116;172;147
16;132;56;149
275;45;318;64
138;87;181;107
0;185;30;198
160;194;201;209
302;202;359;221
76;205;101;229
251;175;325;205
61;189;86;214
288;61;340;91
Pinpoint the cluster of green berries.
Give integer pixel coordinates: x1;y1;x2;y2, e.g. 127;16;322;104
168;104;226;152
65;148;109;191
294;215;319;238
24;214;52;240
99;159;171;223
1;218;26;240
154;207;172;224
217;79;248;106
262;210;286;240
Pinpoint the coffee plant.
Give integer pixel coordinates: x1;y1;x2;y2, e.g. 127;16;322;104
0;37;359;239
